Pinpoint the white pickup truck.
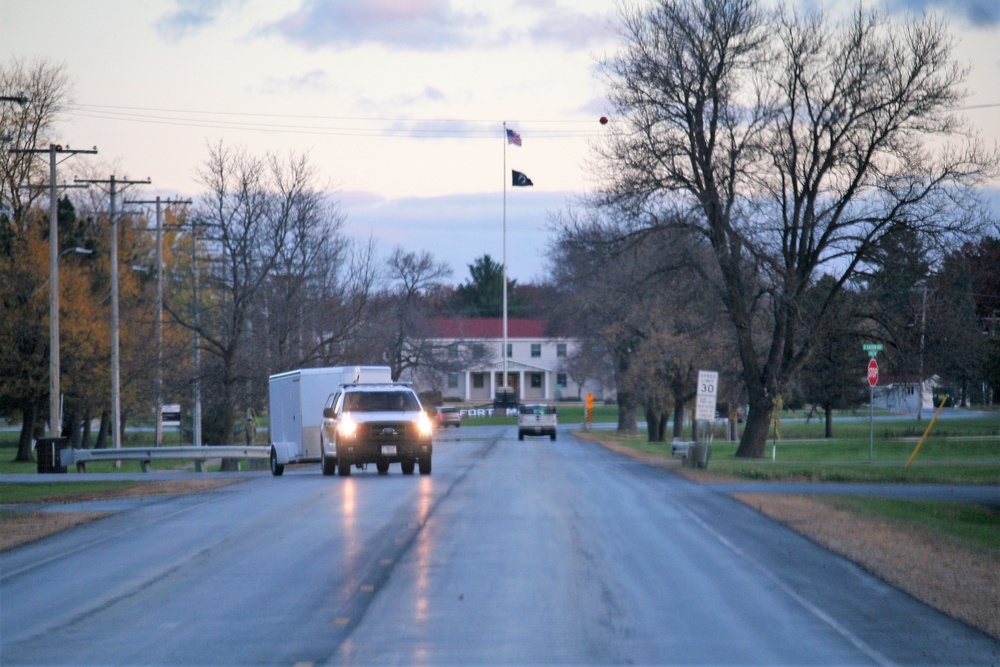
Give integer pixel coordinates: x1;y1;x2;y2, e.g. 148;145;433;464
517;403;557;441
268;365;392;475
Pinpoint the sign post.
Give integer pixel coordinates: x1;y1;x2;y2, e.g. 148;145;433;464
863;344;882;462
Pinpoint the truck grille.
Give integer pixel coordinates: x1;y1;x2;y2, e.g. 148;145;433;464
361;421;414;441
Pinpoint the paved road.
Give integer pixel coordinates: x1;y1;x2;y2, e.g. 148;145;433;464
2;425;999;665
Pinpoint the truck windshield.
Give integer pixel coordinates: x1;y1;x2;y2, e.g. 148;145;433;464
343;391;420;412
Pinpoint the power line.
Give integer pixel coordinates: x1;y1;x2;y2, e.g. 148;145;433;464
62;103;603;139
67;102;601;124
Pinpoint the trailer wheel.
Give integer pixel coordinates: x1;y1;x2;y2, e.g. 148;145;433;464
376;460;390;475
401;459;415;475
270;447;284;476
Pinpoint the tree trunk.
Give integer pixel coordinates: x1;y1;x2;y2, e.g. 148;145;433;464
64;400;81;447
617;391;638;434
824;405;834;438
14;399;38;462
643;402;662;442
658;414;669;442
96;409;111;449
219;377;241;471
672;402;685;439
735;401;773;458
81;407;93;449
690;411;699;442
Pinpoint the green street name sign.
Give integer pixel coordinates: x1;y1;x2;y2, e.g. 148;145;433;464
862;343;883;358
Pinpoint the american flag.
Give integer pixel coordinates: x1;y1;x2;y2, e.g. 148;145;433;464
506;128;522;146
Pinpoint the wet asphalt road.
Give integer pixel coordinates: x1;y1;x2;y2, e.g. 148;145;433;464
2;425;999;665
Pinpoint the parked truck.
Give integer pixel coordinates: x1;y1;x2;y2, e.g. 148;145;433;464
268;366;392;476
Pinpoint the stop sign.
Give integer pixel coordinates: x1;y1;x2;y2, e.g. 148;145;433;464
867;358;879;387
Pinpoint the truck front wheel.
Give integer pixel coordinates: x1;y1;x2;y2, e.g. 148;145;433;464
338;452;352;476
321;450;337;476
418;456;432;475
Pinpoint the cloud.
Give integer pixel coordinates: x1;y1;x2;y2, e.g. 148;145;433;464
255;0;615;53
525;5;615;49
257;0;490;51
261;69;334;94
342;190;571;282
885;0;999;26
154;0;243;41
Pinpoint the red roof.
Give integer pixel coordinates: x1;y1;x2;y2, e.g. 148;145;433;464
427;318;550;339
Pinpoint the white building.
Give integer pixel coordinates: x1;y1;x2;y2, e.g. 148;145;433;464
424;318;609;404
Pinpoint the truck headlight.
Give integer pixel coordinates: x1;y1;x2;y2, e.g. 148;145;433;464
338;415;357;438
417;413;433;437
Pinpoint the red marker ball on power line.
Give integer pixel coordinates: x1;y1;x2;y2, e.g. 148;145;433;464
599;116;608;125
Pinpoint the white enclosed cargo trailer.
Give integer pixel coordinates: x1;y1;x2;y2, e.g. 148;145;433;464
268;365;392;475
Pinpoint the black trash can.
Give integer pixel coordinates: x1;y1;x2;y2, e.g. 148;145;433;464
36;437;69;474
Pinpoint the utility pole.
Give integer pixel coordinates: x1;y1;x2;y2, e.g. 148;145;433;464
126;196;192;446
9;143;98;437
75;175;151;456
918;284;927;421
191;215;202;447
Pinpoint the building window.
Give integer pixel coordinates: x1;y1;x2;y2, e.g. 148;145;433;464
506;343;512;358
447;373;459;389
472;374;484;389
556;343;567;357
530;373;542;389
531;343;541;358
557;373;567;388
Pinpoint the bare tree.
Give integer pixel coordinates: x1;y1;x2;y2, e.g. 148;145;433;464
550;204;731;438
166;143;344;461
597;0;998;457
0;59;73;228
375;248;453;381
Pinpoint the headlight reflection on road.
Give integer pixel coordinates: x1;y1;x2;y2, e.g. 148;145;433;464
341;478;360;565
414;476;433;627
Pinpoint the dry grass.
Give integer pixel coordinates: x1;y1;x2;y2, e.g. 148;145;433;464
0;478;240;552
0;511;111;551
734;493;1000;640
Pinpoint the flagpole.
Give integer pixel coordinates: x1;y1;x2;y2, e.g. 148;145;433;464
502;122;508;403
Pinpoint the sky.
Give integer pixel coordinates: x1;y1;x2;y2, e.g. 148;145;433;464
2;0;1000;284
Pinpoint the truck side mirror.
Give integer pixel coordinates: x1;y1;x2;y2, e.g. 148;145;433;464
323;407;336;419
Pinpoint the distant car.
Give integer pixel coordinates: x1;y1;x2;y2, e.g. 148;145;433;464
435;406;461;428
518;403;557;441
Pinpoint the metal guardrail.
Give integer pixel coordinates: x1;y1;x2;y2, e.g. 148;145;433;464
60;445;271;473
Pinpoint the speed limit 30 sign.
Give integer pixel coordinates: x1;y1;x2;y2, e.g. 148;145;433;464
695;370;719;421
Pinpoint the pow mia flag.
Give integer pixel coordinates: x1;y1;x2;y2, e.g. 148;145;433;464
511;170;533;187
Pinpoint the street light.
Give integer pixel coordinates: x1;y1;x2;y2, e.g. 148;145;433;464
61;246;92;258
